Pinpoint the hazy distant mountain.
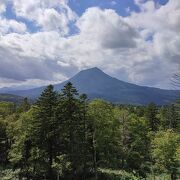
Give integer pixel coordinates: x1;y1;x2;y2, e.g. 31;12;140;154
0;94;24;104
1;67;179;105
0;85;36;92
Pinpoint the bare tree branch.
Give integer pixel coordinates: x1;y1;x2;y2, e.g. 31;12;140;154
171;70;180;88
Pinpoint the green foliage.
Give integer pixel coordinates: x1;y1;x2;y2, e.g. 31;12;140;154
151;129;180;179
0;102;15;118
16;97;30;113
98;168;138;180
145;102;159;131
159;103;180;131
146;173;172;180
56;82;94;179
52;154;71;177
0;118;8;166
0;168;20;180
0;94;24;104
88;99;120;168
0;84;179;180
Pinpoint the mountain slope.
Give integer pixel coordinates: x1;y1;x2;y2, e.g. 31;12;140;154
1;67;179;105
0;94;24;104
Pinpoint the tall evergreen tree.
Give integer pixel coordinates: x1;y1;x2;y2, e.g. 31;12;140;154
160;103;179;132
79;94;94;179
56;82;82;178
145;103;158;131
0;118;8;167
56;82;94;179
32;85;58;179
17;97;30;113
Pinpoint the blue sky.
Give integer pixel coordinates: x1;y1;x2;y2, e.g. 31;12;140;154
3;0;169;33
69;0;140;16
0;0;179;89
68;0;169;16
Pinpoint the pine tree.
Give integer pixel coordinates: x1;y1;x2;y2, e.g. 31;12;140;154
0;118;8;167
79;94;94;178
0;102;16;168
56;82;94;179
32;85;58;179
17;97;30;113
56;82;82;178
160;103;179;132
145;103;158;131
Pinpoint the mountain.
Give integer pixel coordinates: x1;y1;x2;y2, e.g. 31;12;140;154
1;67;179;105
0;94;24;104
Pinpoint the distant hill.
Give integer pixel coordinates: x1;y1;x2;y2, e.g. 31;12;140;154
0;67;179;105
0;94;24;104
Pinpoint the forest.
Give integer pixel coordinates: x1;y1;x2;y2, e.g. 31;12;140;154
0;82;179;180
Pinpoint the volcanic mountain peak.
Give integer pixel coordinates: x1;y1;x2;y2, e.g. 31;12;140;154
0;67;179;105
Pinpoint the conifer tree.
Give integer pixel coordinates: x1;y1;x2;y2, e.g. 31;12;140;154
17;97;30;113
160;103;179;132
0;118;8;167
145;103;158;131
32;85;58;179
56;82;94;179
79;94;94;178
56;82;80;178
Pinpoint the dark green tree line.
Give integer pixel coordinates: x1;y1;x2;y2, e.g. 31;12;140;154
0;83;179;180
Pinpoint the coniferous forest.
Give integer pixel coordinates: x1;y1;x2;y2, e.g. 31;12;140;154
0;82;179;180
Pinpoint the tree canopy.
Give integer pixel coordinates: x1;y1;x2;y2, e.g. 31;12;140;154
0;83;179;180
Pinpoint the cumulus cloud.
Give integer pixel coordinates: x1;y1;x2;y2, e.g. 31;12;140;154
0;1;27;35
0;19;27;34
76;7;139;49
0;44;62;81
0;4;5;14
12;0;77;35
126;0;180;33
0;0;8;14
0;0;179;89
123;0;180;87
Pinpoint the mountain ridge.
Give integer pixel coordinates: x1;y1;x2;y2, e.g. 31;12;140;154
0;93;25;104
0;67;179;105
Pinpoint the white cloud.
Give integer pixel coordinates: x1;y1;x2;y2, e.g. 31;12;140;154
0;1;27;35
0;4;5;14
0;0;179;89
121;0;180;88
12;0;77;35
0;18;27;34
111;1;117;6
76;7;139;49
57;60;71;67
127;0;180;33
0;78;67;89
0;0;9;14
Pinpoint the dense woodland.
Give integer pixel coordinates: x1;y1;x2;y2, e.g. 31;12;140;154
0;82;179;180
